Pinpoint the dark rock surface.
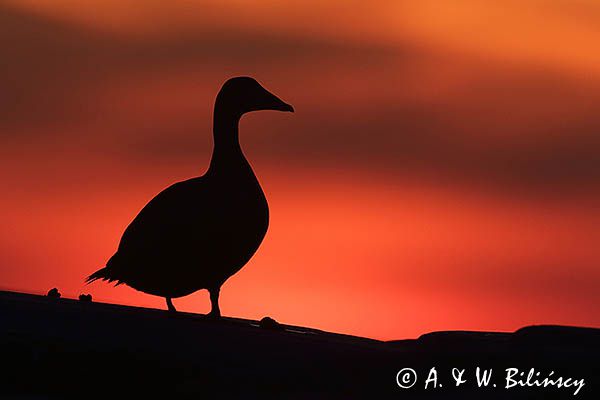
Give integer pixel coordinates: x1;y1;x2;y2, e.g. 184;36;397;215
1;290;598;398
78;293;93;302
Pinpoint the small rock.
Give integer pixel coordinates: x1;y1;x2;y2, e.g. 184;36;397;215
259;316;284;331
79;294;93;302
47;288;61;298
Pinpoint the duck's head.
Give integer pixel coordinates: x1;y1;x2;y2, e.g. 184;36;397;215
216;77;294;117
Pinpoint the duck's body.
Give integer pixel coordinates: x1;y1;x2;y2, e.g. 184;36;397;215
103;160;268;299
87;77;293;315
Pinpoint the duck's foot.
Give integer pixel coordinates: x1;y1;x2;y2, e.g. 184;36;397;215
166;297;177;312
206;309;221;320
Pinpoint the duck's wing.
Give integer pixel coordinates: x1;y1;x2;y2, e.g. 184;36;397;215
109;176;216;268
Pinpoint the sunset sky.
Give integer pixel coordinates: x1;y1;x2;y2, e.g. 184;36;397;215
1;0;598;340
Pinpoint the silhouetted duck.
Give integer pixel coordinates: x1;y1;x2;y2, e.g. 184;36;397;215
87;77;293;316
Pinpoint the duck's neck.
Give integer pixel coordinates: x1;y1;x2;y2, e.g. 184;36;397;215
208;107;247;173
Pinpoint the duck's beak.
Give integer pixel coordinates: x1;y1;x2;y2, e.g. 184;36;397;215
277;102;294;113
262;89;294;113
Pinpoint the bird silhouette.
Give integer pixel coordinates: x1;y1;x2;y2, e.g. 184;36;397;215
86;77;293;316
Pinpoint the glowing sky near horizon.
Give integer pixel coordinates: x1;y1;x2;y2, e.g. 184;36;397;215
0;0;598;339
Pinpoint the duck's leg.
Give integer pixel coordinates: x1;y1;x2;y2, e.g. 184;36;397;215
208;287;221;318
166;297;176;312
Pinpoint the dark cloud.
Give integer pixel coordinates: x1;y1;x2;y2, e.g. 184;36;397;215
1;3;599;193
0;3;406;128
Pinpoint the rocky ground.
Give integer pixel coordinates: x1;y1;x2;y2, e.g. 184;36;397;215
1;290;598;398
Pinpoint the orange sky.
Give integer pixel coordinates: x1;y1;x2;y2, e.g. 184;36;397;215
0;1;599;339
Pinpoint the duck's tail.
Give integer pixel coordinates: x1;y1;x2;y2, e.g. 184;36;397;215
85;267;124;285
